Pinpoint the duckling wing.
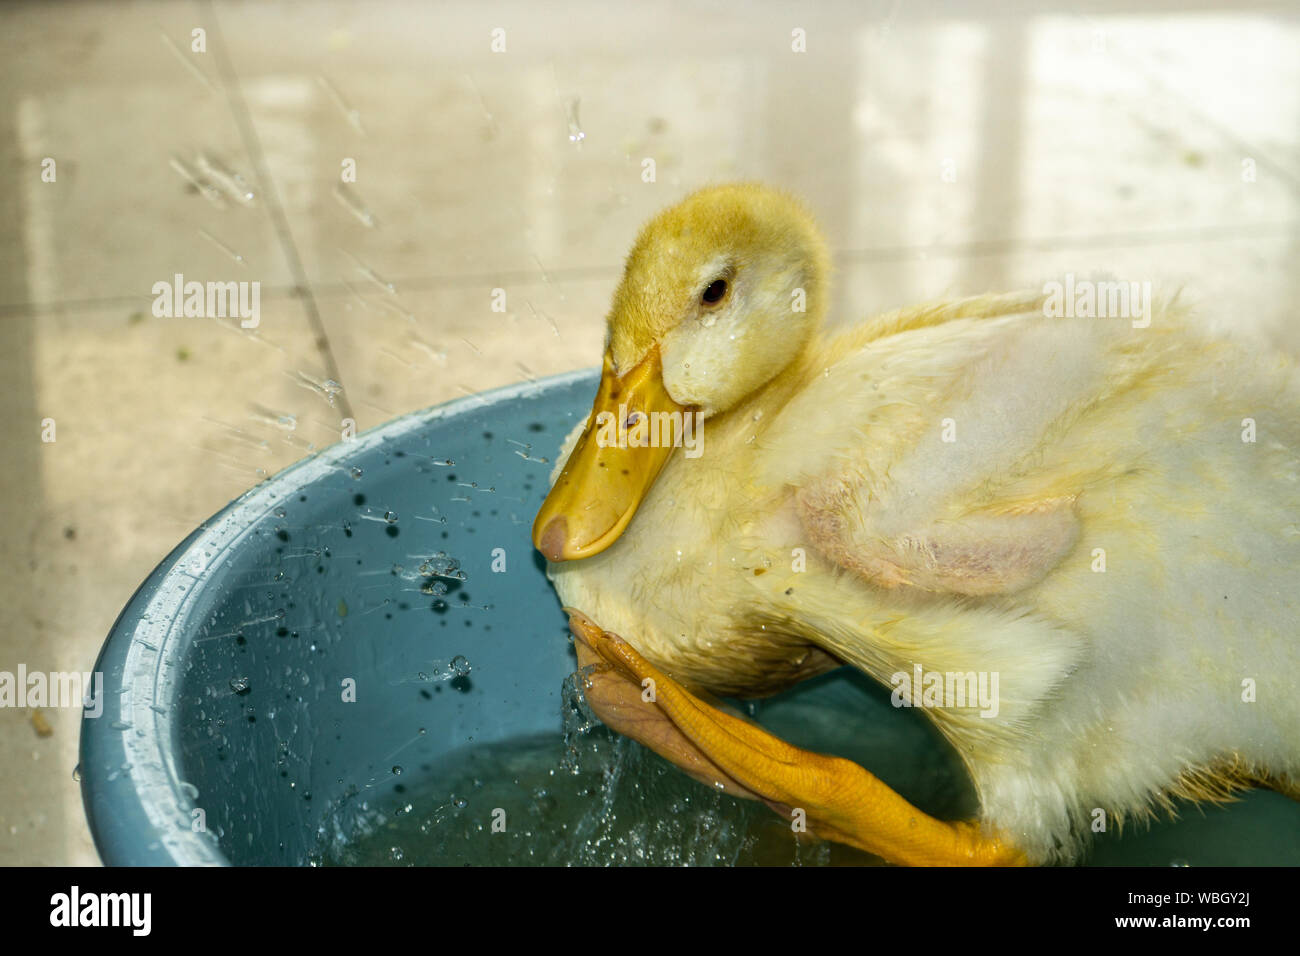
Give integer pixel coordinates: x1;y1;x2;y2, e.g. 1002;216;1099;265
766;295;1221;597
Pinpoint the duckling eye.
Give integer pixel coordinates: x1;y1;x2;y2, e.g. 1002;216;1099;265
701;279;728;305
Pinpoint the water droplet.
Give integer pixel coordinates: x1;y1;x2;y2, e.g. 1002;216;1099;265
419;552;461;578
195;152;257;205
390;846;404;861
274;506;286;518
198;228;247;266
384;511;398;523
566;98;586;144
334;182;378;228
291;370;344;407
317;74;365;134
392;765;403;775
350;467;363;480
230;676;251;694
71;763;81;782
450;655;472;677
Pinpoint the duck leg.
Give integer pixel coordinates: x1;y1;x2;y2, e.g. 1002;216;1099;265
570;616;759;800
567;609;1025;866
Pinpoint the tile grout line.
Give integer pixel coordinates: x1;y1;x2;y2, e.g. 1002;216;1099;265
835;220;1300;265
200;0;356;423
3;220;1297;319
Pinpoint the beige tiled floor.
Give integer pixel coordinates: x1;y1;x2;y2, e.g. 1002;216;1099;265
1;0;1297;866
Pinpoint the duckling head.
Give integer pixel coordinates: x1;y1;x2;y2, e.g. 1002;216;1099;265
609;182;832;414
534;182;831;561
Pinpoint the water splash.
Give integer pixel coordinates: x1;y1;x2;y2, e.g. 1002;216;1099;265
202;416;272;453
560;665;599;773
390;656;472;686
339;249;397;296
526;299;561;337
198;228;247;266
333;183;377;228
418;552;465;580
289;370;344;408
247;405;299;433
508;439;550;465
317;74;366;135
566;98;586;144
408;337;447;364
168;156;226;207
195;153;257;205
159;30;216;92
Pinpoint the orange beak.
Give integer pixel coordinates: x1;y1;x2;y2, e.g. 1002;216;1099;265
533;347;693;561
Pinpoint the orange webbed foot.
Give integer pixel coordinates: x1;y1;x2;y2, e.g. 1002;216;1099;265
565;608;1026;866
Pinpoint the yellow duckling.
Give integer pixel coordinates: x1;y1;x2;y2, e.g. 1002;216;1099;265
532;183;1300;866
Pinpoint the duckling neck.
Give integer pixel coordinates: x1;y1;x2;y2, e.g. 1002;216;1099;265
716;334;824;436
